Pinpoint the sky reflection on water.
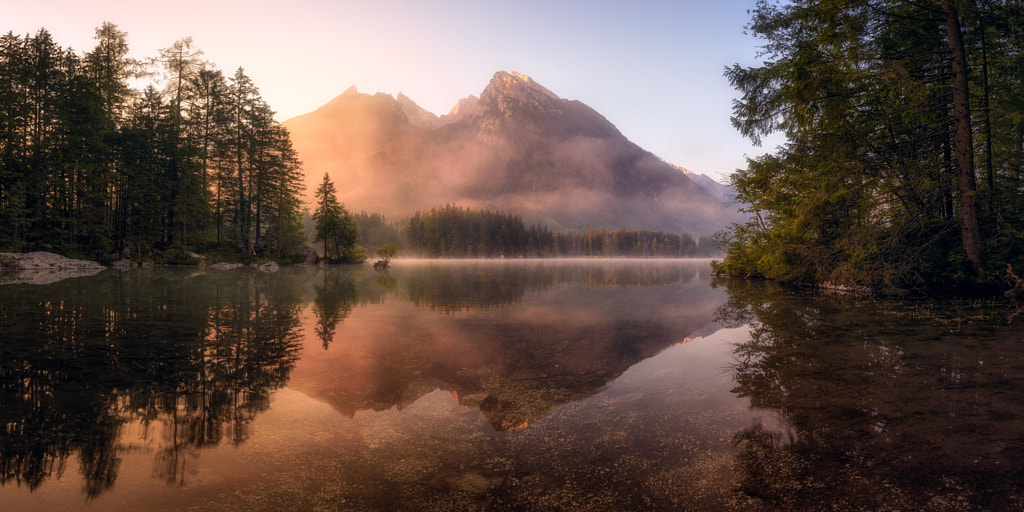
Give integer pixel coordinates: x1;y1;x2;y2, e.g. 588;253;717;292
1;260;1021;510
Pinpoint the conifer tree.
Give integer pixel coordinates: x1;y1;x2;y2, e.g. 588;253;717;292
313;173;357;262
719;0;1024;289
0;24;307;260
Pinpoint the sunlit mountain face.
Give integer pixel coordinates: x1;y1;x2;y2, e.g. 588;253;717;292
282;71;743;234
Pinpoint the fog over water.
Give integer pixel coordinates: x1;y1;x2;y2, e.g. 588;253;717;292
1;260;1020;511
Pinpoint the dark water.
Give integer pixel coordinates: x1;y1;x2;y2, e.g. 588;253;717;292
0;260;1021;511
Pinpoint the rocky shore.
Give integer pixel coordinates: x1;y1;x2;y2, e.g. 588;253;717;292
0;251;106;271
0;252;106;285
1;249;313;285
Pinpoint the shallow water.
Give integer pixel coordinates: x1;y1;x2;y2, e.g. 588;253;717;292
0;260;1021;511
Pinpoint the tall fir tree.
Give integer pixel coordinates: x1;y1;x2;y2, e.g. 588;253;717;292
718;0;1024;290
0;24;308;260
313;172;357;262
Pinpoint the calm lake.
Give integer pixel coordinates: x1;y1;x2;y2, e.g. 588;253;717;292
1;259;1022;511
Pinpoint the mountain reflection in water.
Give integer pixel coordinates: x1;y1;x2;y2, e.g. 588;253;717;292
5;260;1020;511
300;261;717;431
1;260;745;510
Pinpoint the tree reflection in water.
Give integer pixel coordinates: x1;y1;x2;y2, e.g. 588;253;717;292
1;260;735;508
313;269;360;349
717;279;1024;511
401;260;702;314
0;269;303;498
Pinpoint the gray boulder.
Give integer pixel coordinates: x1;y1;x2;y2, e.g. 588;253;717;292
0;252;105;285
0;252;105;271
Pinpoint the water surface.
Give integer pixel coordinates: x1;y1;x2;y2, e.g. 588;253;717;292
0;260;1021;511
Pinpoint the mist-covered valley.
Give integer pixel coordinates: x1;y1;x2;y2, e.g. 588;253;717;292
283;71;743;237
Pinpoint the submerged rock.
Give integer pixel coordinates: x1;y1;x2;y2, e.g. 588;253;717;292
428;472;500;495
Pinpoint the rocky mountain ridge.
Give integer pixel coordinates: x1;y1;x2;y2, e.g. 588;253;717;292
282;71;742;234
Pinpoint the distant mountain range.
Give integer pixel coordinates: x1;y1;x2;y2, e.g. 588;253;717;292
282;71;742;234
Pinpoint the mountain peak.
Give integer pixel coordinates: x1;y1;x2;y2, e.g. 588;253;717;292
444;94;481;121
396;92;440;128
485;71;560;102
282;70;744;234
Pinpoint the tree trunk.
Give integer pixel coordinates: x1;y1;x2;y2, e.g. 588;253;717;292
979;27;994;214
941;0;983;275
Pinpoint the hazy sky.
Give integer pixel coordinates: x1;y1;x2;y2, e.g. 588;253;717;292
9;0;784;182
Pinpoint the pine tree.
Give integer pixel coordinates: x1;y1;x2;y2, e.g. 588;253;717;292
718;0;1024;289
313;173;357;262
0;25;308;260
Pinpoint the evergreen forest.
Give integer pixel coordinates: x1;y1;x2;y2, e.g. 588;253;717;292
0;24;305;261
0;24;724;265
386;204;719;258
716;0;1024;292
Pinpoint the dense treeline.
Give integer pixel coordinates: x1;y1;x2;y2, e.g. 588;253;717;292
404;204;719;258
406;205;539;257
353;211;401;251
0;24;304;260
718;0;1024;291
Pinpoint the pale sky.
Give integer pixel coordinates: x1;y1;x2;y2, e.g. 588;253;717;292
9;0;785;182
